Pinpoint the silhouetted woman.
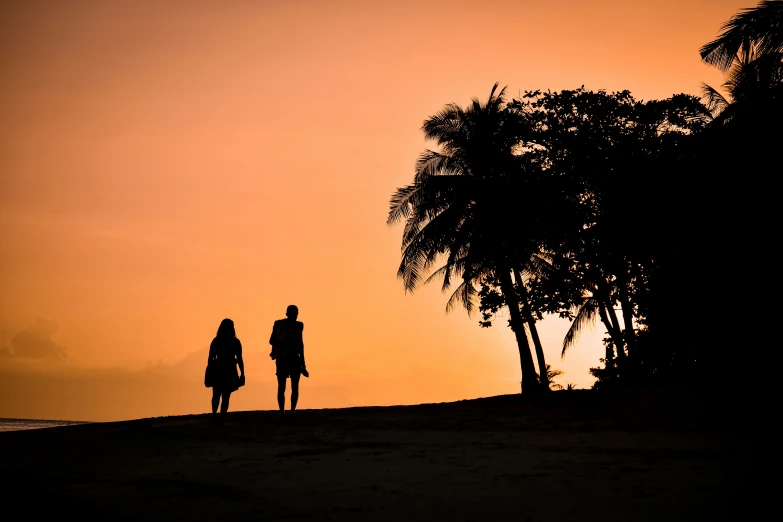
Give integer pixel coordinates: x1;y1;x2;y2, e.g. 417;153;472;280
207;318;245;427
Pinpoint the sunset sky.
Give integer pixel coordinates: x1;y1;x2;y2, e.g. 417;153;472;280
0;0;745;421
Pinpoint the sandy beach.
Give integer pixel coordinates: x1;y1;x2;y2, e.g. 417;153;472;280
0;388;752;521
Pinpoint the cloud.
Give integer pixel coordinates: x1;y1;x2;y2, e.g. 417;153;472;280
0;318;68;360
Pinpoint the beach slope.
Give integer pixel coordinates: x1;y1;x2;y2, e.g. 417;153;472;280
0;389;752;521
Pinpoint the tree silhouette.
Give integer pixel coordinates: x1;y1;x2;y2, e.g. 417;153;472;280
388;84;558;393
543;364;564;390
700;0;783;71
509;88;708;385
693;1;781;388
700;1;783;123
388;4;777;390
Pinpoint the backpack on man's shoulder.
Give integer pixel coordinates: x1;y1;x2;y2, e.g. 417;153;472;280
270;319;291;359
273;319;291;343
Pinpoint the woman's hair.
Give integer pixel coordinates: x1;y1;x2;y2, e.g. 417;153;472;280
216;318;236;338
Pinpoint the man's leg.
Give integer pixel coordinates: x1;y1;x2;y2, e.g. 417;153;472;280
277;375;287;417
290;373;301;413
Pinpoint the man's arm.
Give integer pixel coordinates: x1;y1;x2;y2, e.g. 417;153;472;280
299;322;305;365
269;321;277;345
269;321;278;359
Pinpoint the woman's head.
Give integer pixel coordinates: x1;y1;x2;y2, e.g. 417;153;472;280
216;318;236;338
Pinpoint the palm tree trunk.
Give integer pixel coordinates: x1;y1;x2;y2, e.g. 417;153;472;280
616;283;636;357
601;295;626;361
513;267;549;389
597;303;617;363
605;300;621;333
598;302;625;362
498;267;539;394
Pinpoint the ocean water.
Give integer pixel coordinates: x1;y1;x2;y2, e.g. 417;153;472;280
0;419;89;432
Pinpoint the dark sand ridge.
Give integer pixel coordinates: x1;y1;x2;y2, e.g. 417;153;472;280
0;389;753;521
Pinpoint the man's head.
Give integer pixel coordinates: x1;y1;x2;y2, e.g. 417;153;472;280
286;305;299;320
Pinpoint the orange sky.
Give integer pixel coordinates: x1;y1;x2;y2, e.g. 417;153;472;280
0;0;745;421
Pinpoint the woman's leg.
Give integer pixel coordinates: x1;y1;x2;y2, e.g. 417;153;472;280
277;375;287;417
211;387;221;426
290;373;301;413
212;387;221;413
218;390;231;426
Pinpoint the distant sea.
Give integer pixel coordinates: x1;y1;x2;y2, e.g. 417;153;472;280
0;418;89;432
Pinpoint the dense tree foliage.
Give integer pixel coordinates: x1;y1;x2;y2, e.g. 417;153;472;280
388;1;781;392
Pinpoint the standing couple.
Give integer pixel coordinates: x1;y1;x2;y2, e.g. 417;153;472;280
205;305;308;426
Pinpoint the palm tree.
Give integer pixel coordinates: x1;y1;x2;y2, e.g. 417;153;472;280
700;1;783;122
699;0;783;72
387;84;550;393
514;265;551;389
543;365;564;390
701;51;783;122
695;3;782;387
561;283;625;365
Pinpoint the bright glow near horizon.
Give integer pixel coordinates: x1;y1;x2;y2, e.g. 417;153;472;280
0;0;743;421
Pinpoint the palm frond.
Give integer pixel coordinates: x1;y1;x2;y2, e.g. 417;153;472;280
414;150;465;182
397;205;472;292
561;298;598;357
389;174;466;233
401;198;464;249
700;0;783;71
523;250;556;279
423;262;454;287
387;184;420;225
700;82;730;116
445;278;479;315
421;103;465;145
725;51;783;100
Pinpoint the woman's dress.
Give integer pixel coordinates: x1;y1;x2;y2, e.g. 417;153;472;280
208;336;242;391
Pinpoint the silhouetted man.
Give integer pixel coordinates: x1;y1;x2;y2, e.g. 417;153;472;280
269;304;307;418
